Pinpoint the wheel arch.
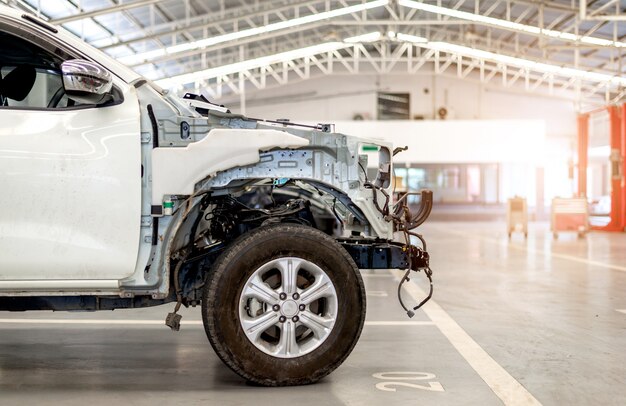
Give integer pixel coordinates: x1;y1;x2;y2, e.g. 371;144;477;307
157;176;372;304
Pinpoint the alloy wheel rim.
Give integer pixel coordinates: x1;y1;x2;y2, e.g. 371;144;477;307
238;257;338;358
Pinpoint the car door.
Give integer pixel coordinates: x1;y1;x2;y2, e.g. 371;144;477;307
0;22;141;285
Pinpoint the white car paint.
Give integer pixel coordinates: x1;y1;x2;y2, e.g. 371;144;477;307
151;129;310;205
0;79;142;282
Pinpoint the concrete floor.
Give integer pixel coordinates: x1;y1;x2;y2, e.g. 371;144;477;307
1;222;625;405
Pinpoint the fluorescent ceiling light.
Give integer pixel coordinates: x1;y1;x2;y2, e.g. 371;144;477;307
395;33;427;43
399;0;626;48
344;32;382;43
410;40;626;87
120;0;388;66
156;42;350;88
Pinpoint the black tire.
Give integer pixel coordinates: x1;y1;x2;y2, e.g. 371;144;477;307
202;223;366;386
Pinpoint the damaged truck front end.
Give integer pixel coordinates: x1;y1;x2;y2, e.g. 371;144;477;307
0;8;434;387
153;100;435;322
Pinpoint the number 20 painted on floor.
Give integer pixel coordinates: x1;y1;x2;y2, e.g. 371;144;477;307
373;372;445;392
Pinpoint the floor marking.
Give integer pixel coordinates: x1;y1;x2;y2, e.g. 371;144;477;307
367;290;389;297
616;309;626;315
390;269;542;406
0;319;433;327
525;249;626;273
433;227;626;273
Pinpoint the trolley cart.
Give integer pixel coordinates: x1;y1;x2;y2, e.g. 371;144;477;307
551;197;589;239
507;196;528;239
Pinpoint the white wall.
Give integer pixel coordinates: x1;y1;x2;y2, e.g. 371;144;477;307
333;120;545;165
220;73;577;139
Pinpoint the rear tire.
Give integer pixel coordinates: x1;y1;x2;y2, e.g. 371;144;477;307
202;223;366;386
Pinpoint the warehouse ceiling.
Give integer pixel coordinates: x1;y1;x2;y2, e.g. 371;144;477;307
3;0;625;108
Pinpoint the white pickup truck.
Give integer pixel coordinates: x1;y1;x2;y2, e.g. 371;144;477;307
0;6;433;386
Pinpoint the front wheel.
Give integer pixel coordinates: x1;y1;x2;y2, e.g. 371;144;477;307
202;223;366;386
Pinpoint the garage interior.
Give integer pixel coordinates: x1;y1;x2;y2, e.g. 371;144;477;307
0;0;625;405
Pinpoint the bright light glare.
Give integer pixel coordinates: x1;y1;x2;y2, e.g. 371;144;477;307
156;42;350;88
120;0;389;66
399;0;626;48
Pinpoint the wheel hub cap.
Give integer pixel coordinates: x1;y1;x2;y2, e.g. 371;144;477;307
281;300;298;317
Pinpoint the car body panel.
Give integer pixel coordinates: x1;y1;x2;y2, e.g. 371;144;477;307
151;129;310;205
0;79;142;283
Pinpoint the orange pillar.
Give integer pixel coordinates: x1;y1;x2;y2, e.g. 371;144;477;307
595;106;623;231
622;103;626;231
577;114;589;197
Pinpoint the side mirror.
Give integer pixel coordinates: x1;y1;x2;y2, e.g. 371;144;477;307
61;59;113;104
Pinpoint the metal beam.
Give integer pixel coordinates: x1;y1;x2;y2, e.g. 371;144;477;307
580;0;626;21
398;0;625;48
51;0;162;25
99;0;338;51
152;38;622;105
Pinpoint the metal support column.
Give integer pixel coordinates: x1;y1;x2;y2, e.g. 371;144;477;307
593;106;624;231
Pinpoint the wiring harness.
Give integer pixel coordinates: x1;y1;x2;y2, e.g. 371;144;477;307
360;164;434;318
